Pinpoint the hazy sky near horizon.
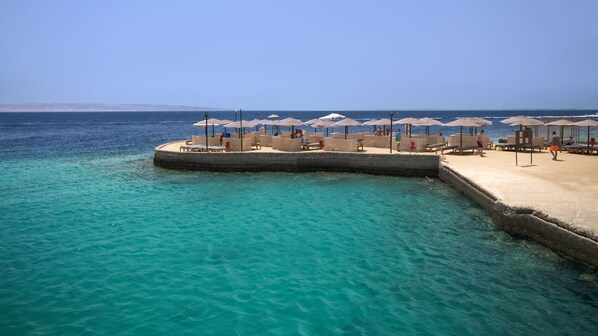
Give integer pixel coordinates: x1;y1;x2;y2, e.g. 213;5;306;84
1;0;597;110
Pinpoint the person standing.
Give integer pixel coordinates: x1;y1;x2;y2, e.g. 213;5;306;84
550;131;560;160
476;130;485;156
395;128;401;151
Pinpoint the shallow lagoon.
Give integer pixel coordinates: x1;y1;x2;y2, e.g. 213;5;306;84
1;153;596;335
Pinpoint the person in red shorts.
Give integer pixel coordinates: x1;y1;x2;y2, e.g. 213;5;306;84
549;131;560;160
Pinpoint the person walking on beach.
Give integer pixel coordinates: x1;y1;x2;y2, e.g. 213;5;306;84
476;130;485;156
550;131;560;160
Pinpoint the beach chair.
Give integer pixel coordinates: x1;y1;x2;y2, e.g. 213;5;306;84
454;145;478;154
425;142;446;152
494;143;517;151
434;145;458;154
302;141;323;150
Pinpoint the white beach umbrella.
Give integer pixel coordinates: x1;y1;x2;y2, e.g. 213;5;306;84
501;116;542;127
313;120;335;127
467;117;492;126
573;119;598;149
396;117;420;124
304;118;323;132
545;119;574;126
275;117;305;134
545;119;575;145
277;117;305;127
368;118;392;126
224;120;255;128
312;120;335;136
193;118;223;136
366;118;392;133
414;117;443;135
319;113;346;121
332;118;361;139
192;118;222;127
362;119;378;126
463;117;493;135
443;118;482;147
509;119;544;126
501;116;544;137
501;115;528;124
396;117;420;137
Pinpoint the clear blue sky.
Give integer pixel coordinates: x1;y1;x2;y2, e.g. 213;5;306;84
1;0;597;110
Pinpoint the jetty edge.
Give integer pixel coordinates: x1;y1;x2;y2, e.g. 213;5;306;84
154;142;598;266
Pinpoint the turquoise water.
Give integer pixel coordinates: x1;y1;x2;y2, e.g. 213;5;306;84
1;153;597;335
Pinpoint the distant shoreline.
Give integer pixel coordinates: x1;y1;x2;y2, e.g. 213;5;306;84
1;104;596;113
0;103;223;113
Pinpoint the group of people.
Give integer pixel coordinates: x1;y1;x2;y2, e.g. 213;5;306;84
374;127;391;136
291;129;308;145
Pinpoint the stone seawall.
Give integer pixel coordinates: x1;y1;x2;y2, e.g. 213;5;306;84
154;148;439;176
439;163;598;266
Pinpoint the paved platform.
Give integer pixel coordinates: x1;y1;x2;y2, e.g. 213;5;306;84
441;149;598;241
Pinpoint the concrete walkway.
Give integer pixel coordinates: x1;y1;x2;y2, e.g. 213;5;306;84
441;149;598;241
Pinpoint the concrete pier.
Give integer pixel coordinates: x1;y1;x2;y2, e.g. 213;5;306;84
154;141;598;266
154;141;438;176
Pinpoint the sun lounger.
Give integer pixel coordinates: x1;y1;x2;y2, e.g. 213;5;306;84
434;145;458;154
302;142;323;150
425;143;447;152
562;144;596;154
494;143;517;151
179;145;226;152
453;145;478;154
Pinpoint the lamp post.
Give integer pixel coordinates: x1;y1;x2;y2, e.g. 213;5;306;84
239;109;243;152
389;111;394;153
204;112;209;153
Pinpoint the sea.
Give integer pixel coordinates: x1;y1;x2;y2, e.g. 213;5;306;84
1;110;597;335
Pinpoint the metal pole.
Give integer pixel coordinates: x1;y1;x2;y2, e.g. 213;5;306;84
239;109;243;151
204;112;209;153
389;112;394;153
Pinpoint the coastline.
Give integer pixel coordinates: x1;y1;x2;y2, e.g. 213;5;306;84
154;141;598;266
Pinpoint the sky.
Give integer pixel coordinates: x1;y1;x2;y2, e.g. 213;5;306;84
1;0;597;110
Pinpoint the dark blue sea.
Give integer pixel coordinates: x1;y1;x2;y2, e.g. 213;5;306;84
2;110;597;160
1;110;597;335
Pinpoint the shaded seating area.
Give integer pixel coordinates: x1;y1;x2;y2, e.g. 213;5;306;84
561;144;598;155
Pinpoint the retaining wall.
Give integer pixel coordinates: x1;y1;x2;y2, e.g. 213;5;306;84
439;163;598;266
154;147;438;176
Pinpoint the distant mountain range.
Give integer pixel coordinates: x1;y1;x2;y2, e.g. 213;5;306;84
0;103;224;112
